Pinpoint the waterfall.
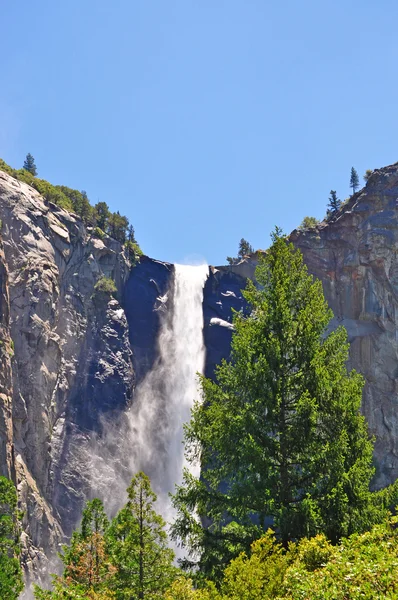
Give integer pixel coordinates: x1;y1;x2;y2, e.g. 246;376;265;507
90;263;209;540
128;263;209;521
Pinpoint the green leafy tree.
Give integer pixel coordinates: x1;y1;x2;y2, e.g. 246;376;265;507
107;472;176;599
23;153;38;176
327;190;341;215
350;167;360;195
201;515;398;600
0;476;23;600
172;230;383;580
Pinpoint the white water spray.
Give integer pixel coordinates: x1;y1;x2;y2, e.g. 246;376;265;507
128;264;209;520
90;264;209;537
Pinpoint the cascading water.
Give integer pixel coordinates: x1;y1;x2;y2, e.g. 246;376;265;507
90;263;209;542
127;263;209;521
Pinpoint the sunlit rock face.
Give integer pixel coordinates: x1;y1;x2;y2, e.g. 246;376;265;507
291;164;398;488
0;171;134;581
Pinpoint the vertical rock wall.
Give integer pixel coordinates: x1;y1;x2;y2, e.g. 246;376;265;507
292;164;398;488
0;171;135;581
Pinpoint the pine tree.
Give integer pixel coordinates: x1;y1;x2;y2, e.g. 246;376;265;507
107;472;176;599
23;153;37;176
35;499;114;598
327;190;341;215
107;211;129;243
172;230;383;580
350;167;360;195
127;224;136;243
95;202;111;232
238;238;254;259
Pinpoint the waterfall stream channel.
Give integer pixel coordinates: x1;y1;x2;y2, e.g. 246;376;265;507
91;264;209;553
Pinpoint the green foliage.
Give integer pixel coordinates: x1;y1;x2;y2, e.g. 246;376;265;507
94;276;117;295
35;499;115;599
327;189;341;216
238;238;253;258
107;211;129;244
164;577;218;599
23;153;38;176
185;515;398;599
298;216;319;230
95;202;111;232
125;240;143;266
364;168;373;182
107;472;177;599
350;166;360;194
36;475;177;600
93;227;106;240
0;476;24;600
56;186;96;224
172;230;382;580
226;238;254;265
0;158;142;250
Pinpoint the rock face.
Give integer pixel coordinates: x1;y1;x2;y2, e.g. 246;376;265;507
202;266;247;378
0;171;134;584
0;236;14;480
124;256;173;383
291;164;398;489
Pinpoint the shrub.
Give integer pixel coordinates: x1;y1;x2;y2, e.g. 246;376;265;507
364;169;373;182
125;240;143;266
93;227;106;240
298;216;319;230
94;276;117;295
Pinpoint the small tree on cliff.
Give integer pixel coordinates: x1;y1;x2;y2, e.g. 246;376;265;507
238;238;254;259
172;229;383;581
350;167;360;195
327;190;341;215
23;153;37;176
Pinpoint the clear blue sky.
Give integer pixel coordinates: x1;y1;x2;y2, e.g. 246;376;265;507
1;1;398;265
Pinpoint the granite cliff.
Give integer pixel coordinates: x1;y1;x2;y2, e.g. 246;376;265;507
2;162;398;587
0;171;134;586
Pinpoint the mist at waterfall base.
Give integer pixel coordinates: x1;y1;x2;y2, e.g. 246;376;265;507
89;263;209;557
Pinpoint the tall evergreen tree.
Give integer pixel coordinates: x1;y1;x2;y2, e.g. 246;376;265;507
327;190;341;215
23;153;37;176
0;477;23;600
107;472;176;599
172;230;383;580
350;167;360;195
